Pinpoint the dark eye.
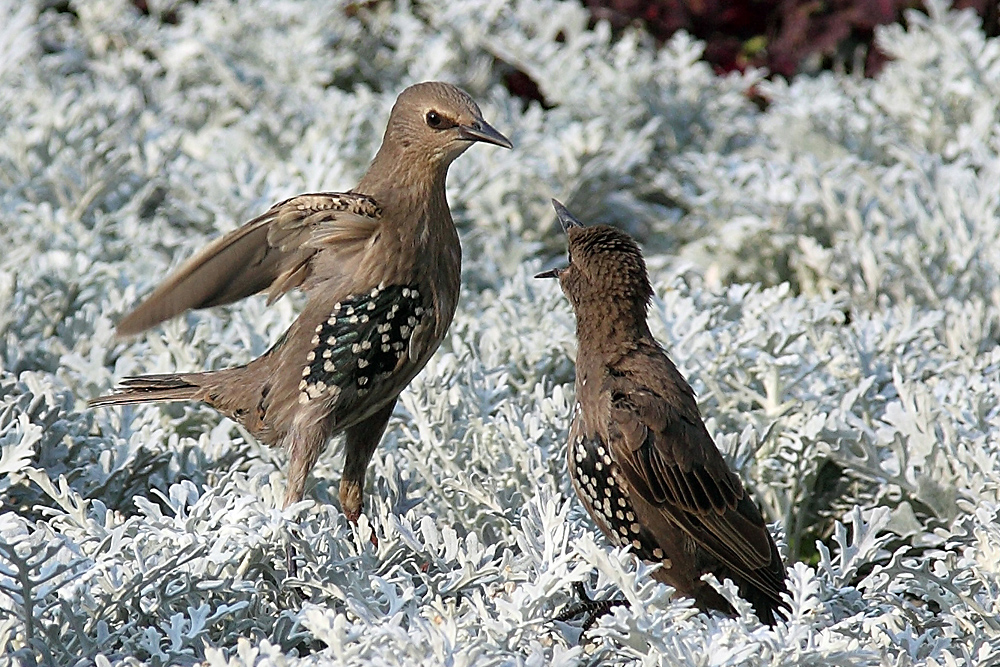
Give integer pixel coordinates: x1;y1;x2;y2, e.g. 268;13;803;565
426;111;445;129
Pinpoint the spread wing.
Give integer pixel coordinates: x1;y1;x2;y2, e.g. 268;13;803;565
606;357;786;603
116;192;381;336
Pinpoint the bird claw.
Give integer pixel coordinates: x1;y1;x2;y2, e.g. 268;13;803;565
554;581;629;633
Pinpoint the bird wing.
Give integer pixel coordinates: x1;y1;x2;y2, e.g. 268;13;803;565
605;360;786;599
116;192;381;336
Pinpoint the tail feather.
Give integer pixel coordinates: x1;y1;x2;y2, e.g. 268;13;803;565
89;374;203;407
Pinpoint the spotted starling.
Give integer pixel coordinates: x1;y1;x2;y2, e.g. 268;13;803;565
537;200;787;625
91;82;512;523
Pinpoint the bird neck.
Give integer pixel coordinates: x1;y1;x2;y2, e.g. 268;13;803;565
573;309;654;420
362;140;457;227
573;302;654;364
354;145;461;341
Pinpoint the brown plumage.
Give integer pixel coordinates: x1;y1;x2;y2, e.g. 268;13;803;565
91;82;512;522
538;200;787;625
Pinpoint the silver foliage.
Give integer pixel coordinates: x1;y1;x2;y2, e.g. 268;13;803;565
2;0;1000;664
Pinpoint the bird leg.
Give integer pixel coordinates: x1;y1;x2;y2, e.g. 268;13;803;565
283;408;330;509
281;408;332;580
340;400;395;544
554;581;630;633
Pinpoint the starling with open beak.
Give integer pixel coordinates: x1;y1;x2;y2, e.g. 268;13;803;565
537;200;787;626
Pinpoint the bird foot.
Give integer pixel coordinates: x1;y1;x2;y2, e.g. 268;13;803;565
343;505;361;524
554;581;629;633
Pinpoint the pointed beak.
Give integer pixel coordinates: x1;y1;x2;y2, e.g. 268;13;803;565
459;119;513;149
534;267;561;279
551;199;584;232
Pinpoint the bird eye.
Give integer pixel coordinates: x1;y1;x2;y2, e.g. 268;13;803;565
426;111;444;128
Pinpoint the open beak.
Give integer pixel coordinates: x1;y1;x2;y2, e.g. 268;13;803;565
459;120;513;149
534;267;561;279
536;199;583;278
551;199;584;232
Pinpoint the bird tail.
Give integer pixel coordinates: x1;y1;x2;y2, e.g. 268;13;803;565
743;587;781;626
89;373;204;407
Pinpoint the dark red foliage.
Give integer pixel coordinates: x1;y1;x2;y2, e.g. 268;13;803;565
581;0;999;77
501;65;555;109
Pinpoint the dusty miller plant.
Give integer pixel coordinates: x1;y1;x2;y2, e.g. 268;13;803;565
1;0;999;664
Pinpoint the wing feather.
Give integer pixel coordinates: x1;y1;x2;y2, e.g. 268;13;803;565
116;192;380;336
606;366;785;602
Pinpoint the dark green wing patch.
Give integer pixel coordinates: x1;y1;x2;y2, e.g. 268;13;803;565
298;283;425;404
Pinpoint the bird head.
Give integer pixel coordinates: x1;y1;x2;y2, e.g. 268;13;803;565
536;199;653;323
381;81;512;168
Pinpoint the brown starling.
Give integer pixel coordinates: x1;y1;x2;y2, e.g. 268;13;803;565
91;82;512;523
537;200;787;625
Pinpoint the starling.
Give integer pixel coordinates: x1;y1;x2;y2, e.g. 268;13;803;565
537;200;787;625
91;82;512;523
